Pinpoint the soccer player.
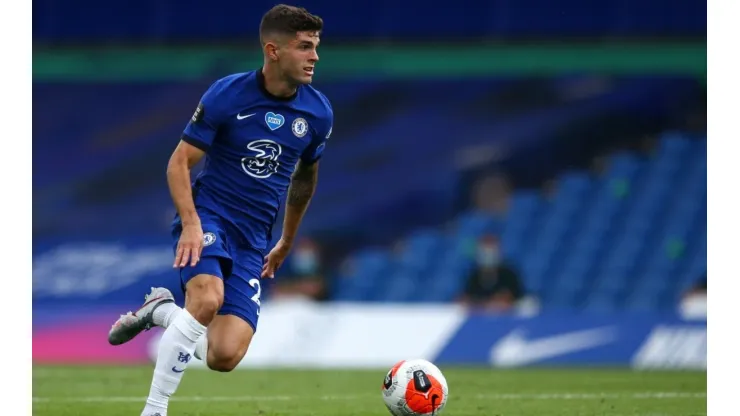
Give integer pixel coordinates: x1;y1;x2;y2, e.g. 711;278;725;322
106;5;332;415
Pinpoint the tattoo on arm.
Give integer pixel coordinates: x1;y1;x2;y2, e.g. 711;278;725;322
287;160;318;207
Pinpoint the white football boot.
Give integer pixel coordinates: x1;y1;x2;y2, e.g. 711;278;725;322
108;287;175;346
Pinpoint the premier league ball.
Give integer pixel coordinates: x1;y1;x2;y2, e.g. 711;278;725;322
381;359;449;416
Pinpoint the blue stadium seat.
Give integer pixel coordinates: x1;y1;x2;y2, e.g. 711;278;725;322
332;132;705;309
584;293;619;313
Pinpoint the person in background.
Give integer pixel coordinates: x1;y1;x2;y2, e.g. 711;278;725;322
471;172;511;216
458;233;524;311
271;237;327;301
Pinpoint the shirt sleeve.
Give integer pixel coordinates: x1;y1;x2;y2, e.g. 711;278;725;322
301;104;334;164
182;80;229;151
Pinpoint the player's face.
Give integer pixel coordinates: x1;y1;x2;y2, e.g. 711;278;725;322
280;31;320;85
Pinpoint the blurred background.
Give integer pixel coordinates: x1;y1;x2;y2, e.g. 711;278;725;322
33;0;706;372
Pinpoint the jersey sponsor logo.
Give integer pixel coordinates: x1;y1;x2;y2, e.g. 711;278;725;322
265;112;285;131
241;139;282;179
191;102;204;123
203;232;217;246
292;117;309;138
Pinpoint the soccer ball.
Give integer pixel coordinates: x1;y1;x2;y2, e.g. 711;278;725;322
381;359;448;416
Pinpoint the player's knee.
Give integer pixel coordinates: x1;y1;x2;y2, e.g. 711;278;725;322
190;296;221;325
206;344;247;372
206;356;240;373
185;274;224;325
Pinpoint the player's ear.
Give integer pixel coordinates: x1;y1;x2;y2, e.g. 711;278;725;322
264;42;280;61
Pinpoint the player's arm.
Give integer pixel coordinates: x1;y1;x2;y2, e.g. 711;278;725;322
167;140;206;228
167;140;207;268
280;109;332;246
261;159;320;278
281;159;320;244
169;79;225;267
262;107;332;278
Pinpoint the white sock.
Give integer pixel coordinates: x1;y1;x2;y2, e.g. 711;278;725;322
153;303;208;362
153;303;181;328
142;309;206;415
193;333;209;361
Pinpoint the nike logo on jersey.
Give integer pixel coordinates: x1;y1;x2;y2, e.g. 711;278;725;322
171;366;185;373
237;113;256;120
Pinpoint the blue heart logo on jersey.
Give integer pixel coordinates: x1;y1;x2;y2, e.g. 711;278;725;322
265;112;285;131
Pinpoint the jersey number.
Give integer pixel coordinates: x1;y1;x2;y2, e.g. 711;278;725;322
241;139;282;179
248;278;261;306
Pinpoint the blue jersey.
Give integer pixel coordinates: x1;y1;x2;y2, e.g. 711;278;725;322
175;69;333;251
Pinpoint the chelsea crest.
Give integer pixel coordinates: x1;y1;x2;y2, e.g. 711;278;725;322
292;117;308;138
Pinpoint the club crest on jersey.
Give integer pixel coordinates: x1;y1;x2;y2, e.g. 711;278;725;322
203;232;217;246
292;118;308;138
265;112;285;131
241;139;282;179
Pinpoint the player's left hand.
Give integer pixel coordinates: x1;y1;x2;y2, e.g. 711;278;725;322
262;238;292;278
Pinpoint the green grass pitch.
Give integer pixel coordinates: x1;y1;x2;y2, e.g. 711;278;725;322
33;365;706;415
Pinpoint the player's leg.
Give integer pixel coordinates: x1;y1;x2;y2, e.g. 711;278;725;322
141;266;225;416
199;248;263;372
202;314;255;372
142;303;251;371
140;221;233;416
107;288;187;346
107;287;178;346
107;222;229;346
136;309;250;376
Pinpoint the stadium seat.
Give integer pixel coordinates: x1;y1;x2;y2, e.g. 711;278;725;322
329;131;706;311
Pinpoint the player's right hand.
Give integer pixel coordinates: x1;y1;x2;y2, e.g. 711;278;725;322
175;224;204;268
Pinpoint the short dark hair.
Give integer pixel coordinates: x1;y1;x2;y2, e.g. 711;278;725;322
259;4;323;44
